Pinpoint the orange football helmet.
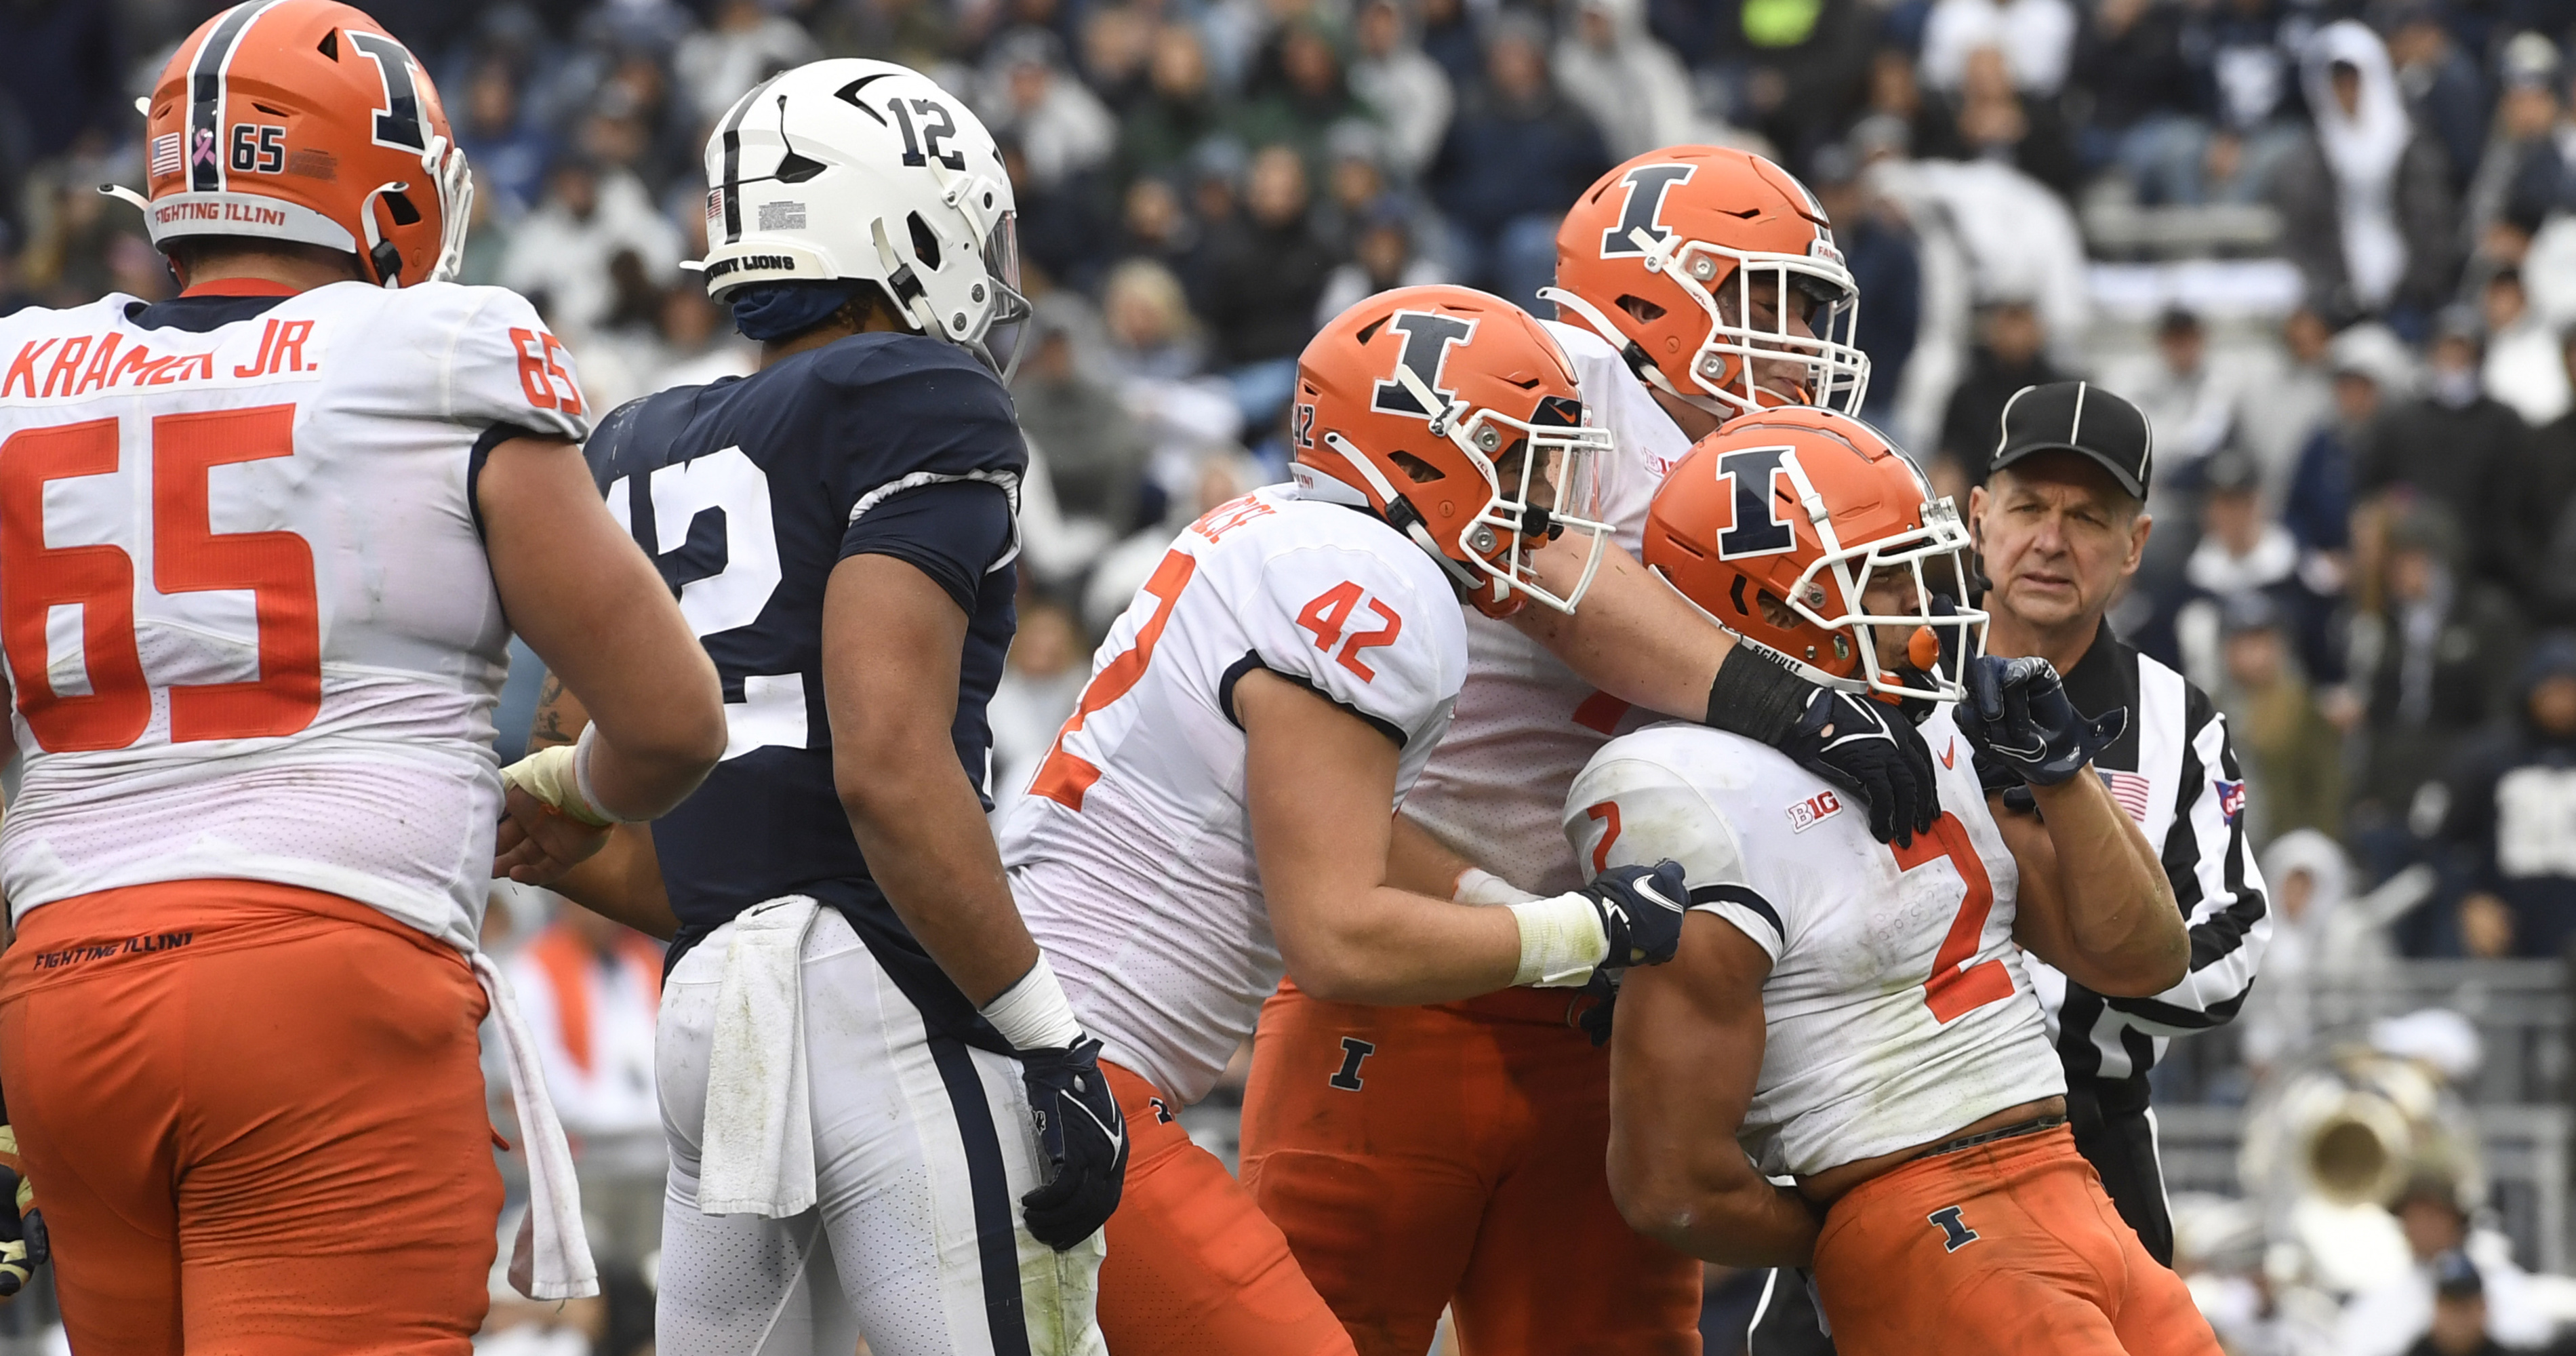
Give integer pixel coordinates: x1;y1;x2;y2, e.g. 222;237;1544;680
1289;285;1614;619
1547;146;1868;420
1644;409;1983;702
106;0;470;287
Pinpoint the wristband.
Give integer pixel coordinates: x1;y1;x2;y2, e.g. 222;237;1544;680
1506;893;1611;988
980;955;1086;1052
1454;866;1541;907
569;725;639;824
1704;643;1808;746
499;736;616;828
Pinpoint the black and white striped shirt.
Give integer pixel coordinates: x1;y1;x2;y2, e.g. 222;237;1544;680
2026;620;2272;1092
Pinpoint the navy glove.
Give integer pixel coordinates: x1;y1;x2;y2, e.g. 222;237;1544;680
1706;646;1941;848
1016;1035;1129;1250
1955;656;2127;787
1575;968;1622;1048
1587;860;1689;970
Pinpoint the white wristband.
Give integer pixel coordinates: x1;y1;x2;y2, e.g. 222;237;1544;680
1453;866;1542;908
499;734;618;828
1506;893;1611;988
570;724;639;824
981;955;1086;1052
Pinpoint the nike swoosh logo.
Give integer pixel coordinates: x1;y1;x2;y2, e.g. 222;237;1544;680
1068;1095;1126;1159
1941;739;1957;770
1633;879;1684;914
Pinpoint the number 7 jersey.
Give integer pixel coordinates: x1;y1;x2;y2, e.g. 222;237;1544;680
998;485;1468;1106
0;281;588;949
1562;706;2065;1178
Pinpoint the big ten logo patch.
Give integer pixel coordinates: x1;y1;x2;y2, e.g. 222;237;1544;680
1785;789;1843;833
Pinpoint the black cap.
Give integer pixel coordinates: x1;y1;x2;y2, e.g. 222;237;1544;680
1990;381;2153;500
2432;1250;2484;1300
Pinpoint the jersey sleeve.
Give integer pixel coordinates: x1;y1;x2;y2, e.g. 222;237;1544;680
839;479;1016;614
1562;747;1786;963
1234;544;1458;746
820;338;1028;525
440;286;592;443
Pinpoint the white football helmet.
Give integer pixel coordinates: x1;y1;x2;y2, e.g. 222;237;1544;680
695;58;1030;373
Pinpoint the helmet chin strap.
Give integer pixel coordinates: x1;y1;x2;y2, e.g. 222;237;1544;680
870;216;946;338
1320;430;1489;600
426;136;473;285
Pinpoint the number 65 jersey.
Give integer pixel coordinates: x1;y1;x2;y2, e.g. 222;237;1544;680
0;281;588;949
1562;706;2065;1179
999;485;1468;1106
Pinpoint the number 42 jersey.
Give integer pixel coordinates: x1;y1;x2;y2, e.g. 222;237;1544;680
0;281;588;950
1563;706;2065;1179
999;485;1468;1106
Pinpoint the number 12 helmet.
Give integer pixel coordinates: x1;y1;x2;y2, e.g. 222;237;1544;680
106;0;471;287
694;58;1030;374
1644;408;1984;702
1290;285;1615;619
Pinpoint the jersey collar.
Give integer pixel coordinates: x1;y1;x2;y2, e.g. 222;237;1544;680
178;277;304;298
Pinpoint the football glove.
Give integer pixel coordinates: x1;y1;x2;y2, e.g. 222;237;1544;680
1706;645;1939;848
1955;656;2127;788
1575;968;1622;1048
1587;860;1690;970
0;1120;49;1299
1017;1036;1129;1251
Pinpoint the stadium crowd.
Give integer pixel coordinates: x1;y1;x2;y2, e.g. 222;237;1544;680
6;0;2576;1351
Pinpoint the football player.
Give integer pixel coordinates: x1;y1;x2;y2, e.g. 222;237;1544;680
1570;411;2223;1356
502;60;1129;1356
1236;145;1895;1354
0;1;727;1348
994;283;1693;1355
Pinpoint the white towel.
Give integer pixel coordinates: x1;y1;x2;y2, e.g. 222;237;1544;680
696;895;821;1217
472;952;601;1301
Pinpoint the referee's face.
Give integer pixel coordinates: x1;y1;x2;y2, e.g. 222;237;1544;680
1968;456;2151;637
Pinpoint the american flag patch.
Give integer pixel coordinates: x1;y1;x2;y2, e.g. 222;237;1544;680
150;133;184;178
2101;770;2152;824
2215;778;2247;825
704;187;723;222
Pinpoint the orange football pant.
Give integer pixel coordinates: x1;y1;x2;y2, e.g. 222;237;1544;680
0;879;503;1355
1811;1123;2221;1356
1096;1058;1359;1355
1238;983;1702;1356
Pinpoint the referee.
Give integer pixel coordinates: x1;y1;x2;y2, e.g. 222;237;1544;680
1747;382;2270;1352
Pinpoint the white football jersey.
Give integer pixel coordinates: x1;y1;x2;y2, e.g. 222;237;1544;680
1400;320;1694;894
1000;485;1468;1104
0;281;589;950
1563;706;2066;1178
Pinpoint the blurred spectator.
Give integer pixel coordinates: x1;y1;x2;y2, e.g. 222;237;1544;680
2402;1250;2506;1356
2348;506;2524;835
1114;174;1201;278
984;29;1117;192
2339;1180;2558;1356
2514;327;2576;625
1201;143;1335;424
1719;0;1876;162
2176;450;2340;690
1552;0;1713;161
1349;0;1455;179
1017;299;1156;534
1416;0;1487;90
1081;4;1156;113
2383;4;2489;198
2111;307;2239;495
2240;830;2392;1069
2460;35;2566;265
507;904;663;1141
2478;268;2570;426
457;61;553;221
1102;258;1209;380
674;0;823;125
499;156;685;337
2212;591;2346;848
1919;45;2080;195
1937;298;2066;483
1428;14;1611;306
1232;21;1369;167
2285;323;2409;562
2357;308;2527;589
1120;24;1227;184
2439;635;2576;959
1918;0;2076;97
1809;146;1920;428
0;0;121;175
2234;306;2337;506
2188;0;2308;206
2276;22;2459;330
2069;0;2203;204
1317;195;1445;323
818;0;959;71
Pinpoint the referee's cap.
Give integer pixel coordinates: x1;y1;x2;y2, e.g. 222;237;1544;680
1989;381;2152;501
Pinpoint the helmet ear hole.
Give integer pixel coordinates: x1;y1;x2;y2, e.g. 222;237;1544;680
908;212;942;271
382;191;421;226
1387;451;1443;484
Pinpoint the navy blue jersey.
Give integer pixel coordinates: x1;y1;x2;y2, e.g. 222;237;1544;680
585;332;1023;1040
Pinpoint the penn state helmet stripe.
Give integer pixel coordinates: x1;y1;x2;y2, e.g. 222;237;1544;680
188;1;283;193
715;73;785;246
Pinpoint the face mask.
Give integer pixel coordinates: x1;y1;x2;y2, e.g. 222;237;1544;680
2431;366;2480;410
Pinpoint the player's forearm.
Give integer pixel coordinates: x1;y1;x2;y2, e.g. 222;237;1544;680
1613;1167;1821;1268
1510;540;1731;721
839;757;1041;1008
1385;813;1482;898
2026;774;2187;995
543;825;679;941
1274;883;1525;1005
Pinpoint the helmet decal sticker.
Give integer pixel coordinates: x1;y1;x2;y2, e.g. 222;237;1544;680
1368;311;1476;420
1598;162;1694;258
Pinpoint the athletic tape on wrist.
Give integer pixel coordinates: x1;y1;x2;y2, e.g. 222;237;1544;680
980;955;1086;1052
1507;893;1611;988
500;742;613;828
1454;866;1542;907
